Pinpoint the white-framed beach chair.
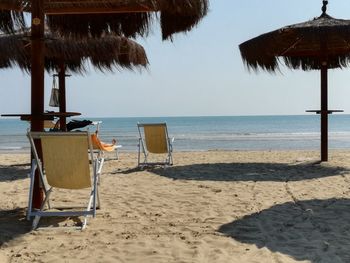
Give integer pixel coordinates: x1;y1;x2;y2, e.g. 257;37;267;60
89;121;122;160
27;131;100;230
91;132;122;174
137;123;174;168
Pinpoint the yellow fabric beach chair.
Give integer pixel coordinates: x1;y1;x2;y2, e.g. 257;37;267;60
91;133;122;174
27;120;60;130
27;131;100;230
137;123;174;167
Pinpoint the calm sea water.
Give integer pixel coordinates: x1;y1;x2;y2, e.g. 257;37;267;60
1;115;350;152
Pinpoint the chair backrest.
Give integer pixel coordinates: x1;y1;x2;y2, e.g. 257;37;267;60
43;120;58;129
29;132;93;189
138;123;169;154
27;120;59;129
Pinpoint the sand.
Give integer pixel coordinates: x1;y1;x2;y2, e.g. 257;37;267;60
1;150;350;263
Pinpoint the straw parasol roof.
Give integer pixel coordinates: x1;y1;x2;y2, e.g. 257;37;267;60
0;29;148;73
0;0;26;33
0;0;209;40
239;8;350;72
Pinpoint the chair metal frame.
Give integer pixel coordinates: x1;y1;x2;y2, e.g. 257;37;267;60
27;131;100;230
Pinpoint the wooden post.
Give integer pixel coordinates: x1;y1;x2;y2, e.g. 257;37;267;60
58;60;67;131
320;63;328;162
31;0;45;208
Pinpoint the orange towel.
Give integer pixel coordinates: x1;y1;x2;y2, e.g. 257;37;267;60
91;133;116;152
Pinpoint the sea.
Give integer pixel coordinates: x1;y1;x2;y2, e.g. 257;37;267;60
2;115;350;153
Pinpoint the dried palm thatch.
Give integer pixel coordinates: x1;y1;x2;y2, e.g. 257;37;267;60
0;0;209;40
239;13;350;72
159;0;209;40
47;13;152;39
0;29;148;73
0;0;27;33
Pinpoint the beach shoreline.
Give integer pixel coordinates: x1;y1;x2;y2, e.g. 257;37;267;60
1;150;350;262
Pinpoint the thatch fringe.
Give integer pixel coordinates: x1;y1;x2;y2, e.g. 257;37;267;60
0;30;149;73
239;30;282;73
0;10;25;33
0;0;28;32
47;0;209;40
239;14;350;72
160;0;209;40
283;55;350;71
47;12;151;38
0;0;209;39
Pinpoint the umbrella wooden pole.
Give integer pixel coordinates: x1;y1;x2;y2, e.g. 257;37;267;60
31;0;45;208
320;64;328;162
58;60;67;131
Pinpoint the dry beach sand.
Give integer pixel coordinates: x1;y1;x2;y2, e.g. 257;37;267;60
1;150;350;262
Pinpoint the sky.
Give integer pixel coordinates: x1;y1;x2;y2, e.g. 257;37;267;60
1;0;350;118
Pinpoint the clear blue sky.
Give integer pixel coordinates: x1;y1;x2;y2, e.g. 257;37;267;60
1;0;350;118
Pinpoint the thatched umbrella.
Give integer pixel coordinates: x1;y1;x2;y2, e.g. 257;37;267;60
0;30;148;73
0;0;209;40
0;29;148;129
239;1;350;162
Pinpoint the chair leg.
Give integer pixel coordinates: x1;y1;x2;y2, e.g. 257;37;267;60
96;184;101;210
32;215;41;230
137;141;141;166
82;192;94;230
97;158;104;176
169;153;173;165
82;217;88;230
32;188;52;230
92;159;100;210
138;139;148;167
27;160;37;221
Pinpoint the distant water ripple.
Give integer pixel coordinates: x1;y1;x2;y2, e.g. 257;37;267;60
1;115;350;152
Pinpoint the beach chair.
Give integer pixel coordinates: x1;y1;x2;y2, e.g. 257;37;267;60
137;123;174;167
83;121;122;160
27;131;100;230
91;133;122;174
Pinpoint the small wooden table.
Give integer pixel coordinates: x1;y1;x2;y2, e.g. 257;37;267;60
1;112;81;131
305;110;344;114
1;112;81;120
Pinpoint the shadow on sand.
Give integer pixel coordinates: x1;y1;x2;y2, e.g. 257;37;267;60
218;198;350;262
0;208;31;246
0;163;30;182
0;207;83;246
148;162;348;182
